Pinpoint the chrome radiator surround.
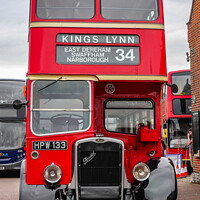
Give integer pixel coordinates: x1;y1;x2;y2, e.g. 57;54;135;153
69;137;128;200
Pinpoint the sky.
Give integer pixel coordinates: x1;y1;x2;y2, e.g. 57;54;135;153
0;0;193;79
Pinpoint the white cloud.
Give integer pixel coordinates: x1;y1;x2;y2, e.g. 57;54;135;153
0;0;194;78
163;0;193;72
0;0;29;79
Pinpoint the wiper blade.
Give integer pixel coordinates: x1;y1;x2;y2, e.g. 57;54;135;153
38;77;62;92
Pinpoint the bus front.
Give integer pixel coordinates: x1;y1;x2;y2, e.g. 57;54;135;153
20;1;177;200
0;80;26;170
162;70;192;163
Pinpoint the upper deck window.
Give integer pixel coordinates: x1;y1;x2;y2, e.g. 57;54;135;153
36;0;94;19
171;71;191;95
101;0;159;21
31;80;91;135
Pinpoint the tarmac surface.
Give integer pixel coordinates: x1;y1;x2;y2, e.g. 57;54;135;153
0;171;200;200
177;176;200;200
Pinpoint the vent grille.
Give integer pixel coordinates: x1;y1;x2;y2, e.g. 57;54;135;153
78;141;122;186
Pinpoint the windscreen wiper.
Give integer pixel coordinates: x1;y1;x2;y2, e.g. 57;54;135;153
38;77;62;92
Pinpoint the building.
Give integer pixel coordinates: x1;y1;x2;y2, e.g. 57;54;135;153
187;0;200;183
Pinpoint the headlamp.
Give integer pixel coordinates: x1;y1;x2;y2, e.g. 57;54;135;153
44;163;62;184
132;163;150;181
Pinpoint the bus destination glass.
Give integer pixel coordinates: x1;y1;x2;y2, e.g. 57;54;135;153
56;34;140;65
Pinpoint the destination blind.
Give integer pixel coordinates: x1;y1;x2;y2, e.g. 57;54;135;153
56;34;140;65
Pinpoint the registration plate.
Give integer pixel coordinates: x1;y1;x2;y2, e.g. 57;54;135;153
33;141;67;150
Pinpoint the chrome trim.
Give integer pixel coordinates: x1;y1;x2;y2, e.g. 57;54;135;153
31;151;39;159
123;169;131;189
74;137;125;200
132;163;150;181
30;80;92;136
44;163;62;184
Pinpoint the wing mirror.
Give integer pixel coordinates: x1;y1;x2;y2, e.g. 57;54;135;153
13;100;29;110
166;83;178;93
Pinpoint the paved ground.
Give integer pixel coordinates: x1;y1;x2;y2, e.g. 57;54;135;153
177;176;200;200
0;171;200;200
0;171;20;200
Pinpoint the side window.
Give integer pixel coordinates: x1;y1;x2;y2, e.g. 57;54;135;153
104;99;154;134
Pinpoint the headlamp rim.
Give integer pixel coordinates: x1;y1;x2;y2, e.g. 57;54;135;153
44;163;62;184
132;162;150;181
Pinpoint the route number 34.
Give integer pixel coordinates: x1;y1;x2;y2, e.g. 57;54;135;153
115;49;135;61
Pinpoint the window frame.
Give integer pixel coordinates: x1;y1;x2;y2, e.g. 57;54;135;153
104;98;155;135
30;80;92;136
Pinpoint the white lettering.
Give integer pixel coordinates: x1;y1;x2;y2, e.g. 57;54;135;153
128;36;135;44
65;47;80;53
93;36;99;43
106;36;111;43
40;142;45;149
83;36;90;43
34;142;40;149
119;36;126;44
112;36;117;43
62;35;68;42
45;142;50;149
75;35;82;43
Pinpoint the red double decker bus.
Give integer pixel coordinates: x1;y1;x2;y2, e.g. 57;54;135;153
160;70;192;168
17;1;177;200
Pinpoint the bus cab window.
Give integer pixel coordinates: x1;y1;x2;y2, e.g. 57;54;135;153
105;100;154;134
31;80;91;135
168;118;191;148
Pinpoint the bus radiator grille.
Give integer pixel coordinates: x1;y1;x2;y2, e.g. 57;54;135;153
77;141;122;186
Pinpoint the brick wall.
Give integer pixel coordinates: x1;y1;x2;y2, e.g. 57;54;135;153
187;0;200;176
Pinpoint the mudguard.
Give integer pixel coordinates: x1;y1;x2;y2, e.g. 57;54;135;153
19;160;67;200
143;157;177;200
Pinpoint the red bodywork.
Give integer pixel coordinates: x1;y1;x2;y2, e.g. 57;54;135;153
160;69;191;160
27;0;166;186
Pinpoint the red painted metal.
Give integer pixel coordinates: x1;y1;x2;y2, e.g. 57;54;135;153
26;0;166;186
160;69;191;161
